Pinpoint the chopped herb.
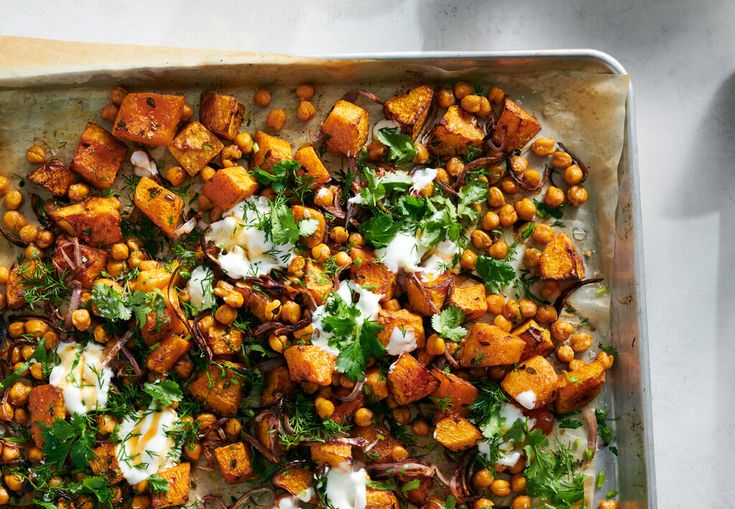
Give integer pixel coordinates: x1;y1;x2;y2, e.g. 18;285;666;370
40;414;97;470
476;255;516;293
143;379;183;407
431;306;467;342
376;127;417;166
148;475;170;494
558;419;583;429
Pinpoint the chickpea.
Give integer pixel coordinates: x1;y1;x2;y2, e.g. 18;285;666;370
535;304;558;324
0;175;9;196
330;226;349;244
436;167;450;184
569;359;585;371
473;468;494;488
225;418;242;438
523;169;542;188
110;86;128;105
109;242;129;261
490;479;511;497
26;145;46;164
21;344;35;360
288;256;306;277
510;457;526;474
196;413;218;430
30;363;44;380
460;249;477;270
354;407;373;427
392;407;411;425
132;495;151;509
499;204;518;227
411;419;430;437
486;294;505;315
19;224;38;245
511;474;527;492
391;445;409;462
488;240;509;259
254;88;272;107
235;132;254;155
503;300;521;321
413;143;430;164
471;229;492;250
437;87;456;108
484;187;504;210
68;182;89;202
97;414;118;435
25;318;48;337
541;281;561;301
571;332;593;352
294;100;317;122
3;190;23;211
599;501;619;509
510;156;528;174
92;324;109;344
556;344;575;363
1;444;19;461
511;496;532;509
280;301;302;325
14;407;27;425
8;381;31;406
9;321;25;338
531;137;556;157
488;86;505;105
100;103;119;122
72;309;91;331
453;81;473;100
514;198;536;221
426;334;446;356
477;96;492;117
348;232;364;246
563;165;584;186
27;446;44;462
567;185;589;206
138;260;158;272
35;229;52;249
25;243;41;259
499;176;519;194
531;224;553;245
311;243;331;263
493;314;512;332
550;319;574;341
597;351;615;369
267;108;287;131
184;442;202;461
446;157;465;177
224;291;245;309
382;299;400;312
518;299;537;318
4;473;24;492
552;150;573;168
164;166;186;186
544;185;565;208
215;304;237;326
333;251;352;268
460;94;482;113
365;140;385;161
296;83;315;101
523;247;541;268
174;358;194;379
0;487;8;505
3;211;26;231
264;299;282;321
200;166;216;182
474;498;494;509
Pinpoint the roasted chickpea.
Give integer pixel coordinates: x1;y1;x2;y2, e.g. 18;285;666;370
1;444;19;461
235;132;254;155
267;108;287;131
552;150;573;168
25;243;41;259
597;351;615;369
523;169;542;188
184;442;202;461
72;309;91;331
254;88;272;107
490;479;511;497
93;324;109;344
472;468;494;488
280;301;302;325
460;249;477;270
268;334;286;354
311;243;331;263
471;229;492;249
225;418;243;438
392;407;411;425
544;185;565;208
487;186;505;208
161;165;185;186
0;176;8;196
563;165;584;186
100;103;119;122
571;332;593;352
330;226;349;244
531;137;556;157
110;242;129;261
426;334;446;356
288;256;306;277
486;294;505;315
97;414;118;435
599;501;619;509
446;157;465;177
354;407;374;427
9;321;25;338
8;381;31;406
493;314;512;332
488;86;505;105
182;103;194;120
413;143;430;164
4;473;24;492
314;187;334;207
453;81;473;100
499;176;519;194
174;358;194;379
437;87;456;108
315;397;334;419
296;100;317;121
0;487;8;505
535;304;558;324
550;319;574;342
200;166;216;182
264;299;282;321
514;198;536;221
556;344;575;363
569;359;585;371
531;224;553;245
24;318;47;338
3;211;25;231
523;247;541;268
391;445;409;462
68;183;89;202
503;299;521;321
511;474;527;492
511;496;532;509
477;96;492;117
215;304;237;326
435;167;450;184
224;291;245;309
498;204;518;227
518;298;537;319
411;419;430;437
3;190;23;211
296;83;315;101
110;86;128;105
30;362;44;380
567;185;589;206
474;498;494;509
510;156;528;174
480;211;499;232
26;145;46;164
460;94;482;113
488;240;509;259
348;232;364;246
333;251;352;268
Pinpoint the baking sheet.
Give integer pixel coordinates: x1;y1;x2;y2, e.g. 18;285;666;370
0;37;643;508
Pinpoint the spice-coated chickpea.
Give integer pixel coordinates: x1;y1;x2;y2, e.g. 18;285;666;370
311;243;331;263
567;185;589;206
4;211;26;231
254;88;272;107
488;86;505;105
511;474;527;492
426;334;446;356
499;204;518;227
481;211;500;231
164;166;186;187
267;108;287;131
532;224;554;245
235;132;254;154
486;294;505;315
184;442;202;461
503;299;521;321
563;165;584;186
296;83;315;101
437;87;456;108
556;344;575;363
68;183;90;202
368;140;386;161
541;281;561;301
224;291;245;309
597;351;615;369
472;468;494;488
453;81;473;100
314;187;334;207
471;229;492;249
531;137;556;157
182;104;194;121
17;224;37;245
535;304;558;324
523;169;542;188
354;407;373;427
225;418;243;438
413;143;430;164
215;304;237;326
93;324;109;344
296;100;317;121
477;96;492;117
550;319;575;341
435;167;450;184
25;243;41;259
100;103;119;122
174;358;194;379
26;145;46;164
493;314;512;332
72;309;91;331
552;150;573;168
111;243;130;261
514;198;536;221
315;397;335;419
264;299;282;321
3;190;23;211
0;176;8;196
30;362;44;380
474;498;494;509
411;419;430;437
487;186;505;208
499;176;519;194
544;186;565;208
4;473;24;492
488;240;509;260
8;381;31;406
571;332;593;352
348;232;364;246
569;359;585;371
289;256;306;277
518;299;537;318
460;249;477;270
200;166;216;182
511;496;532;509
9;321;25;338
490;479;511;497
510;156;528;174
460;94;482;113
97;414;118;435
334;251;353;268
280;301;302;324
392;407;411;425
1;444;19;461
0;487;9;505
391;445;409;462
268;334;287;353
446;157;465;177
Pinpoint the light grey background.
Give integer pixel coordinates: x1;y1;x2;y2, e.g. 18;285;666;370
2;0;732;506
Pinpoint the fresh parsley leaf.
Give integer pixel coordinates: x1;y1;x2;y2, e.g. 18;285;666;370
431;306;467;342
147;475;171;494
534;199;564;219
359;213;401;249
457;179;488;221
252;160;301;193
401;479;422;493
442;495;458;509
376;127;417;166
558;419;583;429
92;283;132;321
595;408;616;446
524;429;585;507
367;480;398;491
270;198;299;245
143;379;183;407
41;414;97;470
598;343;619;357
82;476;114;504
476;255;516;293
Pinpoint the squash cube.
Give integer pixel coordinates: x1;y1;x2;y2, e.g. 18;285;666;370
261;366;295;407
52;238;107;289
214;442;255;484
404;272;453;316
89;443;123;483
376;309;425;352
310;442;352;467
434;415;481;451
330;393;366;424
27;158;77;197
304;260;334;305
133;176;183;239
449;277;487;319
383;85;434;139
512;320;555;360
146;335;191;374
364;367;389;402
430;368;478;416
273;466;314;499
292;205;326;248
491;98;541;152
6;261;38;310
151;463;191;509
70;122;127;189
429;105;484;157
199;91;245;141
294;145;331;185
113;92;185;146
202;166;258;211
501;355;559;410
458;323;526;367
322;100;369;156
49;196;122;246
203;322;244;357
188;363;245;416
539;232;585;281
352;425;403;464
284;345;336;386
350;250;397;302
387;353;439;405
251;131;293;171
366;488;400;509
168;120;224;176
28;384;66;447
556;361;606;414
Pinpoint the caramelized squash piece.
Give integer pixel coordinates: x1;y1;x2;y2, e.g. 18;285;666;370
383;85;434;139
387;353;439;405
199;91;245;140
491;98;541;152
458;323;526;367
434;415;482;451
501;355;559;410
539;232;585;281
322;100;369;156
168;120;224;176
113;92;185;146
430;105;484;157
70;122;127;189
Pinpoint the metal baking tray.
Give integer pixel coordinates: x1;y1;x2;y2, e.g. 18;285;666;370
0;43;654;508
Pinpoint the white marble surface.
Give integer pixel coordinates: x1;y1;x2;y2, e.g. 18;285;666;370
2;0;733;506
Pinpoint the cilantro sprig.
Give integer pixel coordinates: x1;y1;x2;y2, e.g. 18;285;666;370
143;379;183;407
431;306;467;342
40;414;97;470
91;283;168;330
376;127;417;166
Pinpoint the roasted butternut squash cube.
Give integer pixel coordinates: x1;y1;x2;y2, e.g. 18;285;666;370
383;85;434;139
113;92;185;146
70;122;127;189
556;361;606;414
539;232;585;281
330;393;365;424
284;345;336;386
501;355;559;410
202;166;259;211
491;98;541;152
6;261;38;310
387;353;439;405
237;284;272;322
133;176;183;239
52;238;107;289
292;205;326;248
28;384;66;447
429;105;484;157
304;260;334;305
273;466;314;499
49;196;122;246
449;277;487;319
168;120;224;176
352;425;403;464
512;320;555;360
189;363;245;416
364;367;389;401
199;91;245;141
404;272;453;316
376;309;425;352
350;250;397;302
310;441;352;467
294;145;331;185
214;442;255;484
130;265;173;292
366;488;400;509
434;415;481;451
137;276;188;345
89;443;123;483
152;463;191;509
27;158;77;197
146;335;191;374
458;323;526;367
251;131;293;171
431;368;478;416
203;322;244;357
261;365;296;407
322;100;369;156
